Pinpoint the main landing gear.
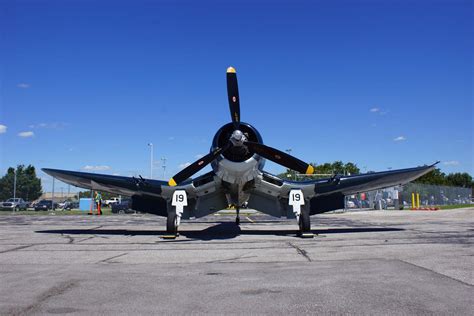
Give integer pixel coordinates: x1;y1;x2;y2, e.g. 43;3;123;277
289;189;314;238
166;211;178;237
163;190;187;239
236;206;240;225
298;208;312;238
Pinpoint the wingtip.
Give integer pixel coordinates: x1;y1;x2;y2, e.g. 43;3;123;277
305;165;314;175
168;178;177;187
42;168;53;174
227;66;236;73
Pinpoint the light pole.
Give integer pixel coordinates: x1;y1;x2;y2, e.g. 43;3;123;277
148;143;154;179
161;157;167;180
13;168;17;200
51;176;55;210
285;149;295;180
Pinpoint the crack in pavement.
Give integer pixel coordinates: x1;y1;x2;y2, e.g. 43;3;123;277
8;279;78;316
61;234;75;244
0;245;33;254
98;252;128;264
206;254;258;264
398;259;474;287
288;242;312;262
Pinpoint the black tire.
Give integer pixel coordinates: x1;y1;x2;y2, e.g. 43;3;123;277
167;212;178;235
299;209;311;234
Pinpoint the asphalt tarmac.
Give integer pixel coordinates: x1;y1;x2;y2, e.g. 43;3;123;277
0;208;472;315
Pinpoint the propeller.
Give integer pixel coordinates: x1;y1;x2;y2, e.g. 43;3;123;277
244;141;314;175
168;66;314;187
168;143;231;186
226;67;240;129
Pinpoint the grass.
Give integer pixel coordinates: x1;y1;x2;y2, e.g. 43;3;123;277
436;204;474;210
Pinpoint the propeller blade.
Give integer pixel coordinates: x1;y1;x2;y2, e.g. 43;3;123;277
245;141;314;175
168;143;231;186
226;66;240;129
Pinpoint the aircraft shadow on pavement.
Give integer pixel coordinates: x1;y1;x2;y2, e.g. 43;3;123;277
36;222;404;241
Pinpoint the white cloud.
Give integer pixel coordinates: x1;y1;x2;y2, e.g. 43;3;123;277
443;160;460;166
82;165;111;171
18;131;34;138
179;162;191;169
370;107;380;113
29;122;67;129
0;125;6;134
17;83;30;89
393;136;406;142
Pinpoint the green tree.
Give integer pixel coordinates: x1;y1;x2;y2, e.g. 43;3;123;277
277;161;360;180
414;168;447;186
446;172;473;188
0;165;42;201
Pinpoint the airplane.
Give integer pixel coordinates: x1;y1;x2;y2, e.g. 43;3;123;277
43;66;436;238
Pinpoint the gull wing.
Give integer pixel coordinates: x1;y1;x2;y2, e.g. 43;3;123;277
42;168;228;218
42;168;169;197
247;163;437;216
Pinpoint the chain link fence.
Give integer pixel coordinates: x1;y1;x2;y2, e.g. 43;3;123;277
344;183;472;210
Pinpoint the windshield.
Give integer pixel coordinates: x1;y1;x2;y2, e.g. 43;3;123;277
6;198;20;202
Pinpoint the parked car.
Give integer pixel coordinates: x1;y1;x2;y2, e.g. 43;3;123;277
345;200;356;208
58;200;68;208
104;197;121;207
111;199;135;214
34;200;58;211
1;198;29;211
61;201;79;210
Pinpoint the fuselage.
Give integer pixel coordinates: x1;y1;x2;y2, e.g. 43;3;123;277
210;122;265;205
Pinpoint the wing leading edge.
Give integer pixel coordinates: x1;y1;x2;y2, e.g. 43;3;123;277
42;168;168;197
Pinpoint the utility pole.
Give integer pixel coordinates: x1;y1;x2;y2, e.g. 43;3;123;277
161;157;167;180
148;143;154;179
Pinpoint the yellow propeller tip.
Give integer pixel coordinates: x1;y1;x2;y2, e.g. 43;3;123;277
227;66;236;73
168;178;177;187
306;165;314;175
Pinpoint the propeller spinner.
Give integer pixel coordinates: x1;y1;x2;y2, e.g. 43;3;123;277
168;67;314;186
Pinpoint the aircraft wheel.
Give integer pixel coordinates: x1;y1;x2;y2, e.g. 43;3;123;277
167;212;178;235
299;209;310;234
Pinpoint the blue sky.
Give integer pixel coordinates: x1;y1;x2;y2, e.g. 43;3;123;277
1;0;472;192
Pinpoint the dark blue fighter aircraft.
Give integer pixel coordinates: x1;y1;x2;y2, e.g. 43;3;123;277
43;67;436;238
